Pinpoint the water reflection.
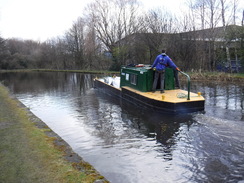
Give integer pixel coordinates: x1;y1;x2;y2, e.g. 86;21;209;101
1;72;94;95
0;72;244;183
190;81;244;121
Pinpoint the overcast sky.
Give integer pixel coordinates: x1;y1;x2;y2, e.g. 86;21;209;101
0;0;90;41
0;0;243;42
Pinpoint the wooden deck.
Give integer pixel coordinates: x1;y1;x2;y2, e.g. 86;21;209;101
122;86;205;103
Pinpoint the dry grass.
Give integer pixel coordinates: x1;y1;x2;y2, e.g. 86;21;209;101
181;71;244;82
0;84;108;183
0;69;243;81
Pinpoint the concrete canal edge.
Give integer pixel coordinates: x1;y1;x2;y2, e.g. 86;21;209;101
0;83;109;183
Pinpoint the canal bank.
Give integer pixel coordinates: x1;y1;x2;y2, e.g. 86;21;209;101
1;69;243;82
0;83;108;183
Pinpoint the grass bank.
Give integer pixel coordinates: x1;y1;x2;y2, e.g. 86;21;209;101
0;69;119;75
0;69;243;81
0;83;108;183
186;71;244;82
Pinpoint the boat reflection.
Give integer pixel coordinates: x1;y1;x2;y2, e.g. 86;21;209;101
94;90;198;161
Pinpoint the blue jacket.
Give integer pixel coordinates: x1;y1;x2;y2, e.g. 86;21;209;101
151;53;177;71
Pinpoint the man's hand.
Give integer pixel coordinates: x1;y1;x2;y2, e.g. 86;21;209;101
176;67;181;71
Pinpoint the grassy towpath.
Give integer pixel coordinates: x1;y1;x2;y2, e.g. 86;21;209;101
0;83;108;183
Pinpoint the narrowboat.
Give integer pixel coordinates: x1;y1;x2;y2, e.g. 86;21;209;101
94;65;205;114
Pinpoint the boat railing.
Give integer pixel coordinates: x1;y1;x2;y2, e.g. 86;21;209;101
179;71;190;100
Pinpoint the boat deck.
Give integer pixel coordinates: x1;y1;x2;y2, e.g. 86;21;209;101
122;86;205;103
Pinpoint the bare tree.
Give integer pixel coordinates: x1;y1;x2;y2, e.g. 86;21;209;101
84;0;142;69
232;0;239;71
242;10;244;26
83;20;110;70
138;8;179;63
0;36;10;69
64;17;85;69
219;0;231;71
186;0;224;70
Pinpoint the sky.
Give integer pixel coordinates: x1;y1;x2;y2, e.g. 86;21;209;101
0;0;189;41
0;0;243;42
0;0;91;41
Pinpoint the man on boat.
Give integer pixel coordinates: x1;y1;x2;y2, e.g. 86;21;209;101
151;50;180;93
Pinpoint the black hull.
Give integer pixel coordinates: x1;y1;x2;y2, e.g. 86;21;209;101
94;78;121;98
94;79;204;114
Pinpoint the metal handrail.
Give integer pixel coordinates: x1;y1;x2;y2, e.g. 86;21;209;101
179;71;190;100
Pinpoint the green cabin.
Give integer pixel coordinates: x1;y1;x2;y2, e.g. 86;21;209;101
120;66;175;92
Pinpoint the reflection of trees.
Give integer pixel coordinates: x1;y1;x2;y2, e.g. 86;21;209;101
121;103;196;162
191;81;244;119
84;90;194;161
80;91;139;145
0;72;94;97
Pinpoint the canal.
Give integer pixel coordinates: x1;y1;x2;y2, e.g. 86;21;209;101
0;72;244;183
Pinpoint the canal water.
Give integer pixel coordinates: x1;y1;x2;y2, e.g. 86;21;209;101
0;72;244;183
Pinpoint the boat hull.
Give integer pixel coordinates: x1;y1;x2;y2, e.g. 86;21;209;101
94;79;205;114
121;87;204;114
